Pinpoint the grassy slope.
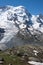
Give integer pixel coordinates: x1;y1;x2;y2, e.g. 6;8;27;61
0;44;43;65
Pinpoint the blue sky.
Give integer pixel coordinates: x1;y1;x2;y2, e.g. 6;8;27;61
0;0;43;15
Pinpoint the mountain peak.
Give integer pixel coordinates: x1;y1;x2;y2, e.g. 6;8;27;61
0;5;43;50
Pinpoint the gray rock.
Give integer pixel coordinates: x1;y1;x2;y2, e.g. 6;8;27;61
29;57;40;62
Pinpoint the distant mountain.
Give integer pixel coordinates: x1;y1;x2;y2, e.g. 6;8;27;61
0;5;43;50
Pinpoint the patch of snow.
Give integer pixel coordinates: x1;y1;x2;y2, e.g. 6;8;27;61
19;24;26;29
28;61;43;65
33;50;38;56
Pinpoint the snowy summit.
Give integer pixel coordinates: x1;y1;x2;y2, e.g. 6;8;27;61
0;5;43;50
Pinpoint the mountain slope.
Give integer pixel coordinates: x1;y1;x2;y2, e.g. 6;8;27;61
0;5;43;50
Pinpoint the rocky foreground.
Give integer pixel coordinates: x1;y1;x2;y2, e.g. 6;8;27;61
0;44;43;65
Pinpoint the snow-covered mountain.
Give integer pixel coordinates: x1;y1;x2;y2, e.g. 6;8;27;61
0;5;43;50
